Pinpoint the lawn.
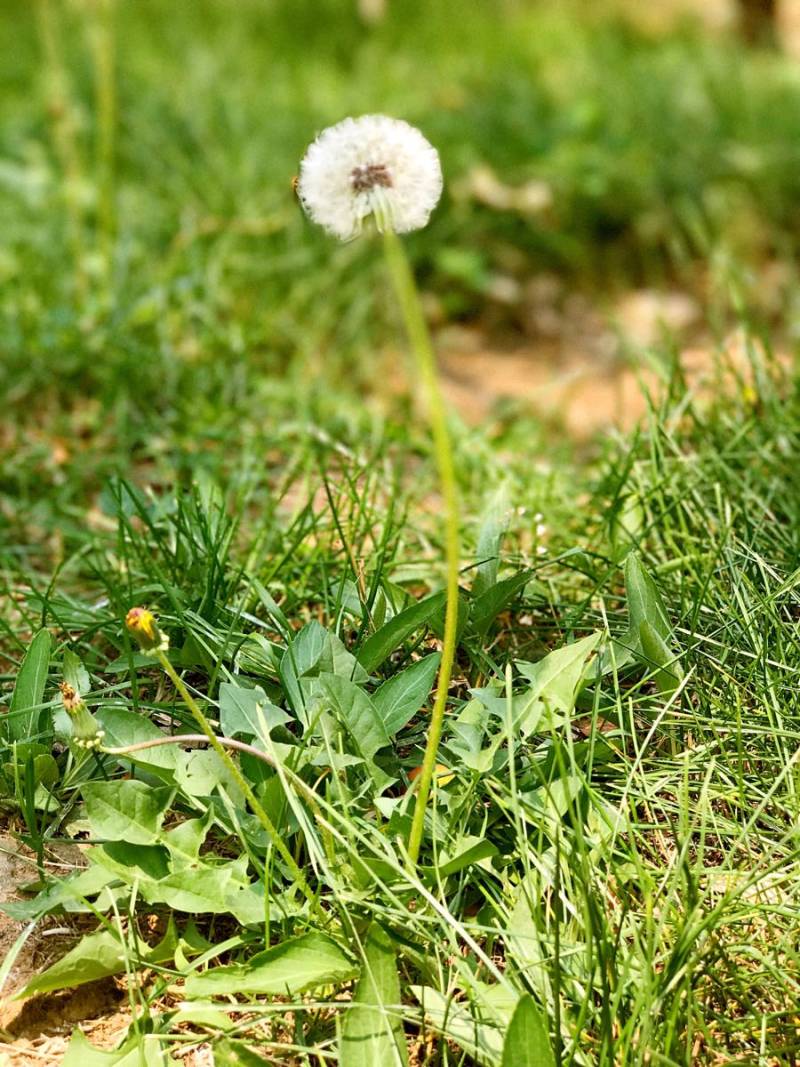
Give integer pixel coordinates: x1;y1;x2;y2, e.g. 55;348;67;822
2;1;800;1064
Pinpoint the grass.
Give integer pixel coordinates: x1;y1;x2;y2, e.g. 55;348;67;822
3;1;800;1064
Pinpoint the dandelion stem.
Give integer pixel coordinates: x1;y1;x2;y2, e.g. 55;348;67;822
87;0;117;280
35;0;87;300
153;649;319;912
383;229;460;867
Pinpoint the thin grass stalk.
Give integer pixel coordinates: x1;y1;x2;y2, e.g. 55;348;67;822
382;229;460;867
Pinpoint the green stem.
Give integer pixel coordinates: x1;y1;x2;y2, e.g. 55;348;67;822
35;0;87;300
155;650;319;911
87;0;116;279
383;230;460;867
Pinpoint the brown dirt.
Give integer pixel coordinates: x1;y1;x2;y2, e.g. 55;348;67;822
435;286;786;438
0;832;215;1066
0;832;127;1064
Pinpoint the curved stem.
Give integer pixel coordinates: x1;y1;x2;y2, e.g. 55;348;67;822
104;733;275;764
105;731;338;873
383;230;460;867
153;650;319;911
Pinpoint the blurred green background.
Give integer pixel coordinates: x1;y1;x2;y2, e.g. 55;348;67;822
3;0;800;409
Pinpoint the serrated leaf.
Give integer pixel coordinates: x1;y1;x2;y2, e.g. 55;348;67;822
372;654;440;736
340;923;408;1067
357;591;445;673
501;994;555;1067
174;747;244;802
184;931;357;996
141;866;257;923
82;780;171;845
446;696;509;772
162;814;211;871
6;629;52;742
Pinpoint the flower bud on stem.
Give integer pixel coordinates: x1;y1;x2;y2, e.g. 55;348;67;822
124;608;320;914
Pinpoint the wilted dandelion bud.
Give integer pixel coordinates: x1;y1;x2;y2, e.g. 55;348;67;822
125;607;169;653
297;114;443;241
59;682;105;750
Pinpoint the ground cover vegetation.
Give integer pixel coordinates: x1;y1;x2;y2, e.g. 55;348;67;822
2;1;800;1063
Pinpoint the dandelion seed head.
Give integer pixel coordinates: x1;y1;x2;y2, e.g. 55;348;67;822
297;114;443;240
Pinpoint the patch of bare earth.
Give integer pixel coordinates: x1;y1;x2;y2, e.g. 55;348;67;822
436;286;789;437
0;830;215;1066
0;832;129;1065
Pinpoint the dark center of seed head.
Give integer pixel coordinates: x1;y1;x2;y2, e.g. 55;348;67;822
350;163;392;193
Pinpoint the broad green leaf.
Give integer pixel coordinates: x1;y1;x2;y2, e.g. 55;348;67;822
63;649;90;695
517;632;601;717
212;1040;270;1065
470;570;533;639
140;856;264;925
340;923;408;1067
162;814;211;871
62;1030;175;1066
174;747;244;803
471;485;511;599
96;706;178;777
1;752;59;793
372;654;440;736
426;836;499;878
624;553;683;692
0;864;118;921
92;840;170;882
639;619;682;694
446;698;501;773
279;622;368;716
320;674;389;760
624;551;672;642
184;932;357;996
218;681;290;741
357;591;445;673
6;629;52;742
501;994;555;1067
18;919;180;998
82;780;171;844
279;620;328;713
410;985;504;1066
327;631;369;683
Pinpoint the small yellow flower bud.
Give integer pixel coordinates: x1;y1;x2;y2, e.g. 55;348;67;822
59;681;105;750
125;607;169;654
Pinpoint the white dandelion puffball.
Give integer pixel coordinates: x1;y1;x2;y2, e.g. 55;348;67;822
297;114;443;241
